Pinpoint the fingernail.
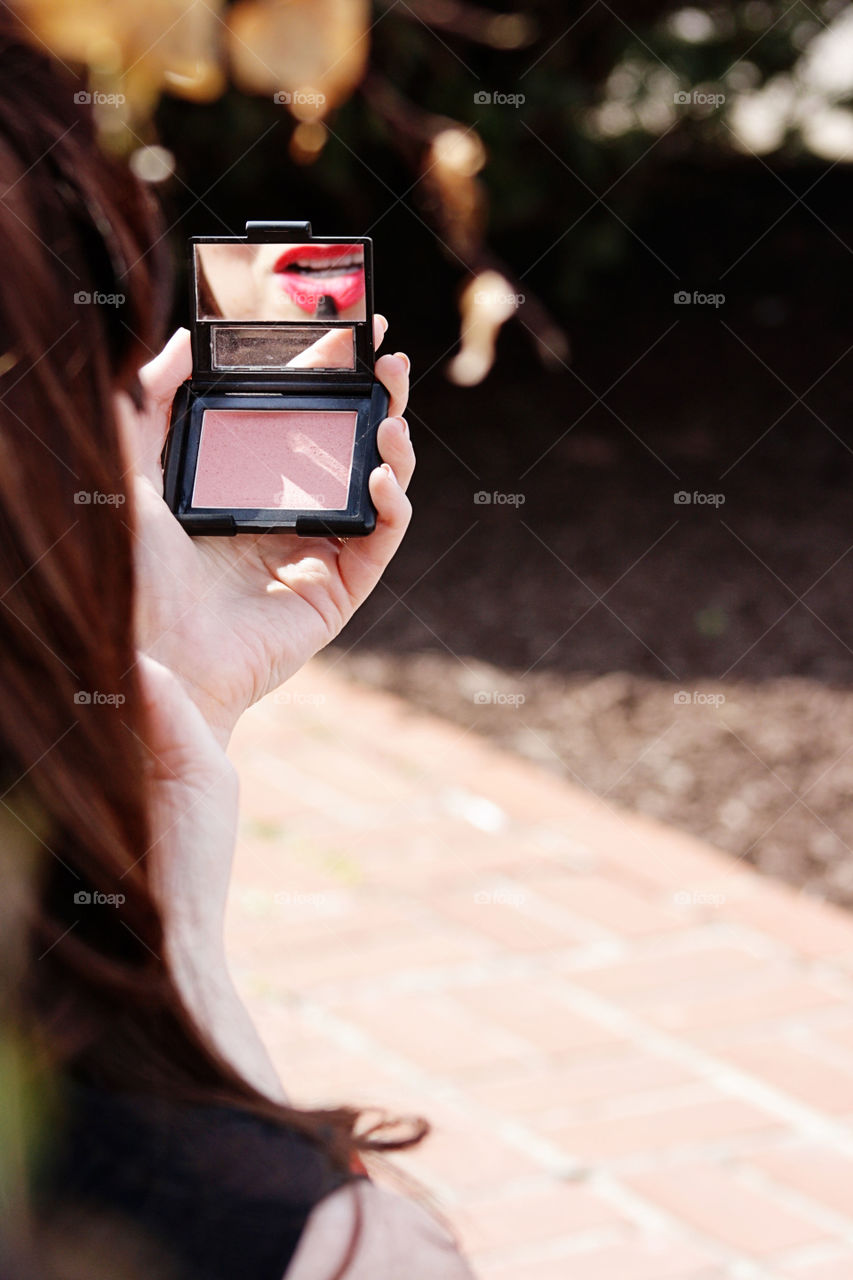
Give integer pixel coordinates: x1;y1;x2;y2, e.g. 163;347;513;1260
381;462;397;483
393;351;411;374
400;416;410;437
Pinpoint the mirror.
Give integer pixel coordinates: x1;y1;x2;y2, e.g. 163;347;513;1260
195;242;366;323
211;325;355;371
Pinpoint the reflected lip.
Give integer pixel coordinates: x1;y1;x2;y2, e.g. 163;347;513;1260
273;244;365;315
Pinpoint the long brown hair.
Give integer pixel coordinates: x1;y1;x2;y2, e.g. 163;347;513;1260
0;15;423;1276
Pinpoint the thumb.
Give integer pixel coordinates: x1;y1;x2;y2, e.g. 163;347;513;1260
129;329;193;483
139;328;193;407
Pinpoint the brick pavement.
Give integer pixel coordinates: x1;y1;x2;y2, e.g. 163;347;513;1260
226;658;853;1279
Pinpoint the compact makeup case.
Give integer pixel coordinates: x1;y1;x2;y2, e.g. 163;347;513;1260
163;220;388;537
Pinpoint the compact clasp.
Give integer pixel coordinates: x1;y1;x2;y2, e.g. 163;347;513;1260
244;221;312;242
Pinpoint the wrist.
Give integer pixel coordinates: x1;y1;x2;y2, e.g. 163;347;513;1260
165;920;230;988
166;935;286;1103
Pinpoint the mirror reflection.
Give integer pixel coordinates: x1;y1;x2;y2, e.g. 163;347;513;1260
196;242;366;322
212;325;355;371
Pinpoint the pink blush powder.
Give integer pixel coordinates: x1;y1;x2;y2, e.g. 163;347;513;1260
192;408;358;510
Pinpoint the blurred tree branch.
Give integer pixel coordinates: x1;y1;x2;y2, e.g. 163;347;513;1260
15;0;853;383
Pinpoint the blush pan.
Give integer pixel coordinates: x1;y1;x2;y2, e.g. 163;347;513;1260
163;220;387;537
192;409;357;511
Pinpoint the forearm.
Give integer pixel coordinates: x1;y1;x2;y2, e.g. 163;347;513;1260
168;940;287;1104
138;657;287;1103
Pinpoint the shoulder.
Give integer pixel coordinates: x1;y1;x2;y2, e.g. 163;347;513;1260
56;1080;345;1206
46;1081;354;1280
284;1180;475;1280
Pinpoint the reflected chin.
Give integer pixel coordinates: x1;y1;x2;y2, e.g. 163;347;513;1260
260;282;304;321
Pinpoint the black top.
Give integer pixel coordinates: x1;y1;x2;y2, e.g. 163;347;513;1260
36;1079;358;1280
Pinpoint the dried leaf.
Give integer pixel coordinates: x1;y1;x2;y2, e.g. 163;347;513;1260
17;0;225;120
423;126;487;257
228;0;370;117
289;119;328;163
448;270;519;386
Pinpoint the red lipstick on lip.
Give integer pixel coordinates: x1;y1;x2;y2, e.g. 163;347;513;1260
273;243;365;315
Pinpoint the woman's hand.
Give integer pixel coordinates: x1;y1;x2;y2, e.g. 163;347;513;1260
138;653;285;1101
117;321;414;745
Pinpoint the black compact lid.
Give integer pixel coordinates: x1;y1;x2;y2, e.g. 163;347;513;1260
189;221;376;395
